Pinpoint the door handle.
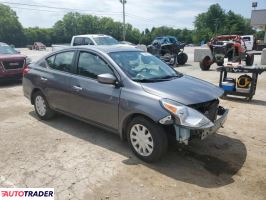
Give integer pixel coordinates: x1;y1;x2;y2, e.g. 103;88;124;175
73;85;83;91
40;77;48;81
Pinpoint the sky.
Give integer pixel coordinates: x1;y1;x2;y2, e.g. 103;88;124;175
2;0;266;30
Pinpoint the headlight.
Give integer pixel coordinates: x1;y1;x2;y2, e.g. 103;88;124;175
160;99;214;128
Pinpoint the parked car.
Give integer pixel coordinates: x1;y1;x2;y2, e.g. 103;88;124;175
147;36;188;66
52;34;145;52
0;42;28;81
32;42;46;50
23;46;228;162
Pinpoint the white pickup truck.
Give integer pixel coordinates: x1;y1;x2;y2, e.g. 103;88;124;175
52;34;147;51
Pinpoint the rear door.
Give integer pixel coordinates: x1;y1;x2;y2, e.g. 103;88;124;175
69;50;121;130
42;50;77;113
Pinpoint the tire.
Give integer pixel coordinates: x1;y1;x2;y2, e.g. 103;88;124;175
177;52;188;65
200;56;212;71
33;91;55;120
246;54;254;66
127;116;168;162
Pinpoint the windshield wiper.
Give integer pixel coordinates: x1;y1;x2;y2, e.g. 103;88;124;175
156;75;178;79
155;74;183;80
132;73;183;83
132;78;160;83
133;77;177;83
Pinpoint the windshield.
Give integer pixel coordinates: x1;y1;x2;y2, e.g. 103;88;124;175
109;51;182;82
93;36;119;45
0;45;18;54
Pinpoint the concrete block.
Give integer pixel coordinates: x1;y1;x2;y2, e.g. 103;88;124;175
261;48;266;65
194;48;213;62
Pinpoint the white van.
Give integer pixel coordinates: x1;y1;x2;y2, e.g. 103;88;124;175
241;35;255;51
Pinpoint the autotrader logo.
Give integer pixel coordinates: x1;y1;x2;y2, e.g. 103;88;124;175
0;188;54;200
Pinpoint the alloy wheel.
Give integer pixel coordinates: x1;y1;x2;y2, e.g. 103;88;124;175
130;124;154;156
35;95;46;116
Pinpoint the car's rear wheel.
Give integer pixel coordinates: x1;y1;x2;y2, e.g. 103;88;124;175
127;116;168;162
33;91;55;120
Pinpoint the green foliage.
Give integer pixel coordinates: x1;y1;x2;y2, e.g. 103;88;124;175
0;4;24;46
24;27;53;46
256;31;265;40
139;26;193;45
0;3;261;47
194;4;255;44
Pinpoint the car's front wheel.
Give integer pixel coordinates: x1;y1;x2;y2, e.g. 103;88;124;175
127;117;168;162
33;91;55;120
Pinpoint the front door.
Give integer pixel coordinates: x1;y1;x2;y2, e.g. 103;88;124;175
69;51;121;130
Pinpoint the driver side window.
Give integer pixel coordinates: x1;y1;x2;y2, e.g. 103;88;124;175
77;52;113;79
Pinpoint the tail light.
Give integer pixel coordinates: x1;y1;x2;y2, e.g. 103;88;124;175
23;65;30;76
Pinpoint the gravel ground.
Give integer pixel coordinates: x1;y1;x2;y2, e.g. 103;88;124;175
0;47;265;200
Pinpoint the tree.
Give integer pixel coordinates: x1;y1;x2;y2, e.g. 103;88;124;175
0;3;258;47
24;27;53;46
256;30;265;40
0;4;24;46
195;4;225;34
194;4;255;44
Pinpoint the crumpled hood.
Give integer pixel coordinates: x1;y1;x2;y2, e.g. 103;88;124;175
141;75;224;105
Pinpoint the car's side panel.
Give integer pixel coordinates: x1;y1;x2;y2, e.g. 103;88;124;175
69;75;121;130
42;68;76;112
118;87;170;137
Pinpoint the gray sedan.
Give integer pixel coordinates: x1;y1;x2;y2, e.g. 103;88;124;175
23;45;228;162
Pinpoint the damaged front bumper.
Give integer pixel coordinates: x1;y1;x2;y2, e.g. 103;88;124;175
160;106;229;145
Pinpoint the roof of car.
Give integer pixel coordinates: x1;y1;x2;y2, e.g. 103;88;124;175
71;45;142;53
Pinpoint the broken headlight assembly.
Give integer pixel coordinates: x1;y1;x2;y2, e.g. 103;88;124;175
160;99;214;129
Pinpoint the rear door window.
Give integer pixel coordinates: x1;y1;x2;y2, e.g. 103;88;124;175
46;56;55;68
46;51;75;73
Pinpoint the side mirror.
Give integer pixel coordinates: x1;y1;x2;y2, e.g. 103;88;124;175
97;73;117;85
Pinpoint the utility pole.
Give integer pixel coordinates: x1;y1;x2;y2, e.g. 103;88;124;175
120;0;127;41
